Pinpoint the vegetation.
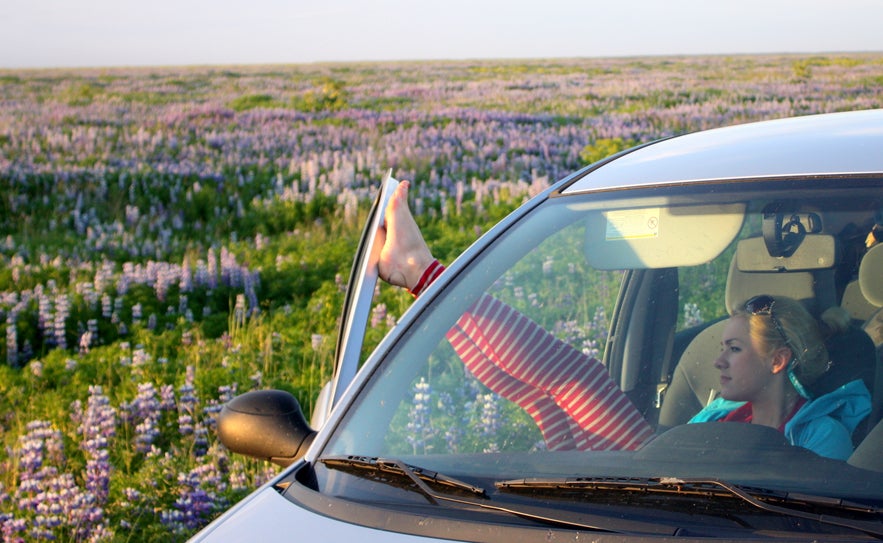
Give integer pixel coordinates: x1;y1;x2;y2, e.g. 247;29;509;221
1;54;882;541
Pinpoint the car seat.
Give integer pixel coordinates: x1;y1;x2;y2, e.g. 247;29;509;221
841;280;880;324
854;243;883;430
849;416;883;473
657;233;840;430
856;243;883;341
842;241;883;324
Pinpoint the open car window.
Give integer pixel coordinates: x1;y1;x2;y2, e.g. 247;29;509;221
320;178;883;502
313;173;399;427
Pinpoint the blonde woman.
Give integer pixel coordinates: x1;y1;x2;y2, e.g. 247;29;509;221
690;295;871;460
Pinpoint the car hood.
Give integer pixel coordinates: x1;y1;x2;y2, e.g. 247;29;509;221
189;483;456;543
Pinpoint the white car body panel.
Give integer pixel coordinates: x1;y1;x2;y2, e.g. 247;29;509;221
191;484;455;542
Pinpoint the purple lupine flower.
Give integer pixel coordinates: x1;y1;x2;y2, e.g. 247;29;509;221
178;366;199;437
201;384;238;444
476;393;501;453
94;259;115;296
131;302;142;322
72;386;117;503
438;391;462;452
26;471;107;541
160;384;177;411
178;413;195;437
123;382;164;454
180;255;193;293
192;420;211;457
1;513;27;542
160;462;226;533
118;341;132;366
370;303;387;329
134;417;161;455
8;420;112;540
406;378;433;454
79;330;93;354
206;247;218;289
245;271;259;316
684;302;704;328
113;296;123;321
132;345;151;367
5;311;17;366
37;291;53;345
16;420;64;481
53;293;69;349
227;461;251;493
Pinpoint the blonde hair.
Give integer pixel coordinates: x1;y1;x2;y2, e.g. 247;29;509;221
733;296;850;386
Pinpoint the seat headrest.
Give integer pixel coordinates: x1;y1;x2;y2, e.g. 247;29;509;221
859;243;883;307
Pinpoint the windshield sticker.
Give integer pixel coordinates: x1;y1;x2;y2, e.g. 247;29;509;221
605;208;661;240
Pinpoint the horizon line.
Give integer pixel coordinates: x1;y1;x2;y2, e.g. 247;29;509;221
3;50;883;72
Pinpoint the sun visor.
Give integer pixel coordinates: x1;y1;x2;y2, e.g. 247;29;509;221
735;235;837;271
584;203;745;270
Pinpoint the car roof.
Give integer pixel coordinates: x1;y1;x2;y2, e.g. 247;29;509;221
562;108;883;195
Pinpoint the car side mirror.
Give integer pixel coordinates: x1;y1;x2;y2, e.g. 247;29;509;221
218;389;317;467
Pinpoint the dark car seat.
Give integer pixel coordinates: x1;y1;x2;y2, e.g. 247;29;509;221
849;416;883;473
657;234;840;430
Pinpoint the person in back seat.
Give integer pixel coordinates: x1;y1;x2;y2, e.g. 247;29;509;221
689;295;871;460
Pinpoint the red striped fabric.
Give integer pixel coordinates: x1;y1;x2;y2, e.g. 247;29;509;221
411;260;654;451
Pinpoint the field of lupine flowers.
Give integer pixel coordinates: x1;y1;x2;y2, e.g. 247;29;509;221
2;53;883;541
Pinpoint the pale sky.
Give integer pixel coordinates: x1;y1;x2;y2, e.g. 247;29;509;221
1;0;882;69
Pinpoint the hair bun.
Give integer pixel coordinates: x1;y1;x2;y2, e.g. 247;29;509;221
819;306;851;338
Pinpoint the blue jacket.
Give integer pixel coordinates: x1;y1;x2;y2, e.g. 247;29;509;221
687;379;871;460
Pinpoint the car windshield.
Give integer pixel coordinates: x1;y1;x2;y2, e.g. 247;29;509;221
319;177;883;505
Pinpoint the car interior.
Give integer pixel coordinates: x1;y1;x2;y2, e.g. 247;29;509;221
321;188;883;481
654;202;883;472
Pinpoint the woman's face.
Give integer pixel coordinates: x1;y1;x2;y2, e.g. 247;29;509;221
715;316;774;402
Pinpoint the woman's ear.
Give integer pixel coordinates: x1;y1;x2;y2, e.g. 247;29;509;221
769;347;793;374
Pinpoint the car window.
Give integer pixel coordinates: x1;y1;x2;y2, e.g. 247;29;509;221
384;221;623;455
321;179;883;502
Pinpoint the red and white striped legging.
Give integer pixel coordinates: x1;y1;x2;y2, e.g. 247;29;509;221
412;261;654;451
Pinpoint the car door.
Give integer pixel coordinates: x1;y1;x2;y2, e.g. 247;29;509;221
311;171;399;428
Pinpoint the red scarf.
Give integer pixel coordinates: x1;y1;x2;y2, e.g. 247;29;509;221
722;398;806;432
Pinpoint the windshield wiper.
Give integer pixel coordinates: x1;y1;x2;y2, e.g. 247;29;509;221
320;455;487;502
497;476;883;539
319;455;677;535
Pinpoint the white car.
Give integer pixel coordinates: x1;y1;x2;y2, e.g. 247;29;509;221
191;109;883;542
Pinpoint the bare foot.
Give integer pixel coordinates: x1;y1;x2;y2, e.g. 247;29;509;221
378;181;435;290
